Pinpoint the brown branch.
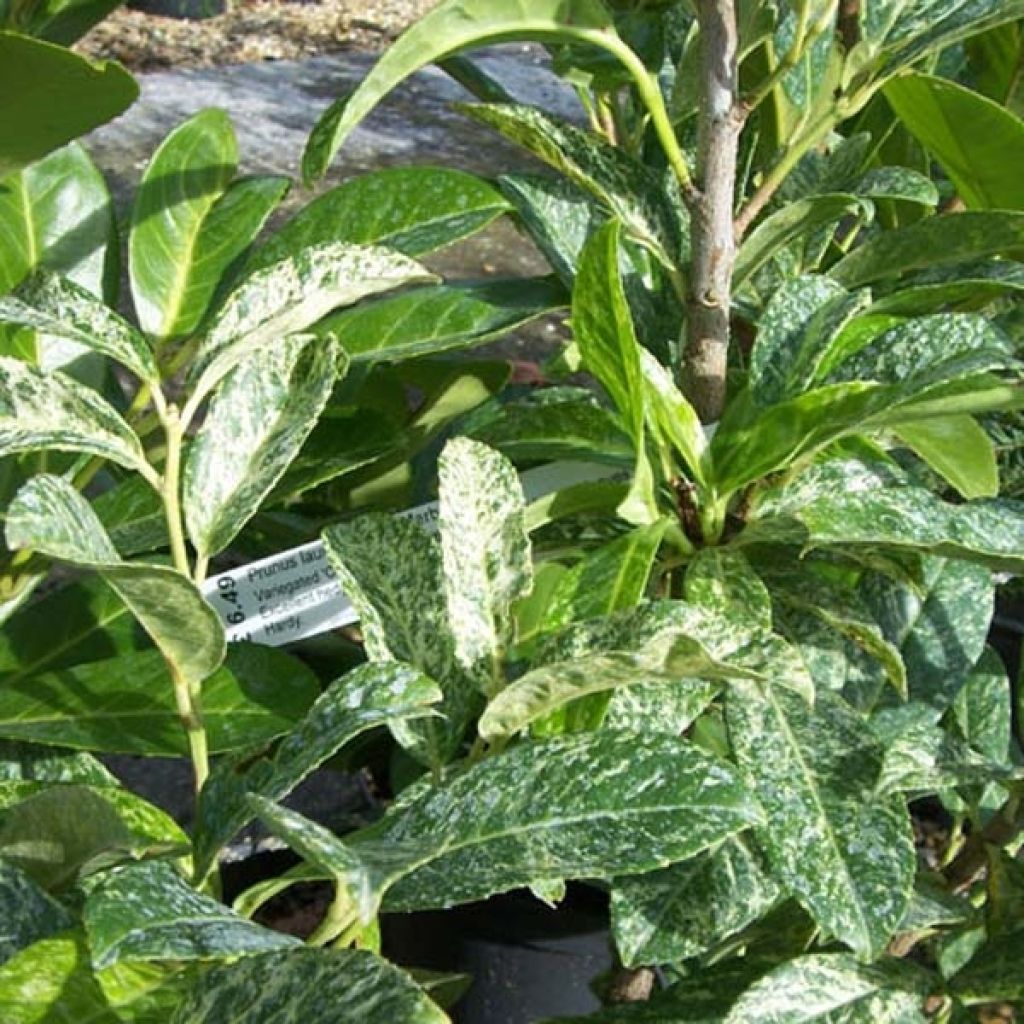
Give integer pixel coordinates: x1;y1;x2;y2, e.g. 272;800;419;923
682;0;742;424
943;798;1021;892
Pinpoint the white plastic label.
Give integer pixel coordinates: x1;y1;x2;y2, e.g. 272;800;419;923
202;461;620;647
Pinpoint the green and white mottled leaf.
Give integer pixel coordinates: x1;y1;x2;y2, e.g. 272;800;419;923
953;646;1011;763
458;103;685;269
639;348;707;484
170;948;449;1024
0;270;158;383
189;241;435;403
93;475;167;557
316;276;566;364
722;953;930;1023
611;838;781;967
894;414;999;500
603;679;718;737
251;166;509;271
0;860;74;965
0;739;116;785
5;475;225;689
854;166;938;206
84;860;297;970
727;684;916;959
323;514;475;767
0;784;186;891
950;927;1024;1003
192;662;440;881
438;437;531;694
684;548;772;631
0;931;120;1024
301;0;617;183
901;873;977;933
868;260;1024;316
0;359;147;473
830;211;1024;287
0;644;318;755
339;731;763;912
130;110;288;341
184;334;342;559
574;220;656;523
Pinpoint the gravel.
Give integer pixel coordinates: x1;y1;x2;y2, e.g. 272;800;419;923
76;0;438;70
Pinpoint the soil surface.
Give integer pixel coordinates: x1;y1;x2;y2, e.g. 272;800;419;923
76;0;436;70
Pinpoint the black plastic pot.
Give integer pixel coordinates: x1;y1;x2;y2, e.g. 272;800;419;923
382;885;612;1024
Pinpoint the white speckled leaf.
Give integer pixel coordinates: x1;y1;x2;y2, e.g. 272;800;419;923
953;646;1011;763
458;103;685;270
84;860;298;970
348;731;762;912
727;684;915;959
722;953;931;1023
438;438;531;695
5;475;225;689
573;220;656;523
185;334;343;559
192;662;440;881
0;644;318;756
684;548;772;631
0;358;147;472
603;679;718;737
323;515;474;767
0;932;121;1024
638;348;707;484
0;270;158;383
190;241;435;401
170;948;449;1024
868;260;1024;316
0;860;74;965
611;837;781;967
0;740;116;785
854;166;938;206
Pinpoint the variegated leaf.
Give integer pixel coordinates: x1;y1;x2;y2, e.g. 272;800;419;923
0;270;158;383
438;438;531;695
722;953;931;1023
727;684;915;959
189;241;435;403
0;358;148;473
84;860;297;969
326;732;762;913
323;515;475;768
639;348;707;485
611;838;780;967
5;475;224;689
950;927;1024;1003
953;646;1011;763
184;334;343;560
0;860;74;965
684;548;772;631
192;662;440;881
169;948;449;1024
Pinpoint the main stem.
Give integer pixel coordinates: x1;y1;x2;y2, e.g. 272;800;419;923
682;0;742;425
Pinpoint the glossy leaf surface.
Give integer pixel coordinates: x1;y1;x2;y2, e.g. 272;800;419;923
0;861;74;965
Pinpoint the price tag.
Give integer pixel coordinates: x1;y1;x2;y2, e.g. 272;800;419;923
201;461;620;647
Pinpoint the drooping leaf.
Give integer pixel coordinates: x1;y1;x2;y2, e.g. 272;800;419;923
893;415;999;500
722;953;931;1023
169;948;449;1024
0;784;187;891
251;166;510;271
0;643;318;755
885;73;1024;211
130;110;287;341
84;860;298;970
830;211;1024;287
300;0;618;183
574;220;656;523
192;662;440;881
611;837;780;967
0;359;148;472
189;241;435;402
323;514;476;767
438;437;531;694
727;684;916;959
184;334;342;560
314;276;567;363
6;475;225;689
0;860;74;965
0;34;137;179
0;270;158;383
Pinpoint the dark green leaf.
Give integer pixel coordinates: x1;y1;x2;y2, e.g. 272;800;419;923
84;860;297;969
868;260;1024;316
93;474;168;556
727;685;916;959
0;34;137;179
953;646;1011;763
0;861;74;965
170;948;449;1024
950;927;1024;1003
0;643;319;755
